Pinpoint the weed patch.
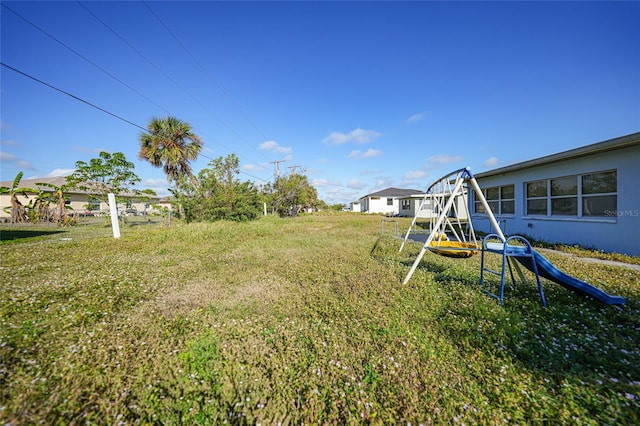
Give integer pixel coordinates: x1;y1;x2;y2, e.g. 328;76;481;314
1;216;639;423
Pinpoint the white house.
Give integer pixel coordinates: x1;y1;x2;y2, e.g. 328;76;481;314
358;187;424;215
470;132;640;256
399;190;470;220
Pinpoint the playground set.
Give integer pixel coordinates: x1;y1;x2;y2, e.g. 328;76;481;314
398;167;625;307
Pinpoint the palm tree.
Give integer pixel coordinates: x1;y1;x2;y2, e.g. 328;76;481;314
138;116;203;190
0;171;38;223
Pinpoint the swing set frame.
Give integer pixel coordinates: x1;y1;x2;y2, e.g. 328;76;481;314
400;167;505;285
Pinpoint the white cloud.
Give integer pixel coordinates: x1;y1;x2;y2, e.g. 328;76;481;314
1;139;19;147
0;151;36;172
0;151;17;161
140;178;170;197
259;140;292;154
16;160;36;170
259;140;278;150
362;148;382;158
360;169;383;176
142;178;168;186
323;128;382;145
348;148;383;159
482;156;499;168
372;178;395;191
406;113;424;124
311;178;328;187
347;179;365;189
404;170;427;180
45;168;75;177
72;145;103;153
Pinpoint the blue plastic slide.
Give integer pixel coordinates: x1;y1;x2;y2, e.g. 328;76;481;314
511;249;626;306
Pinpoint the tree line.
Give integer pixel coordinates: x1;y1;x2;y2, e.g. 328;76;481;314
2;115;327;225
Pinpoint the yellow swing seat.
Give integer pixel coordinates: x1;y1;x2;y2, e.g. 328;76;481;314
428;241;478;258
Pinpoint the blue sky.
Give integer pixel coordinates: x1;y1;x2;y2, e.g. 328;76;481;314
1;1;639;205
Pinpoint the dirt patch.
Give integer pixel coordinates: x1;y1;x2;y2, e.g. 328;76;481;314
148;277;286;318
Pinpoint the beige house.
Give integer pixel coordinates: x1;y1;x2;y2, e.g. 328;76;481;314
0;176;160;219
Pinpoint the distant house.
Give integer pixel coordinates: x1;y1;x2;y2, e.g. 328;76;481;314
350;200;362;213
157;197;175;212
399;190;470;220
358;187;424;215
0;176;160;219
470;131;640;256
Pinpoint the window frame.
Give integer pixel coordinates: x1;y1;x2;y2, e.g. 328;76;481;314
475;184;515;216
525;170;616;218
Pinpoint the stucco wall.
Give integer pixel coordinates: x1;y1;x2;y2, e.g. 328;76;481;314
470;144;640;255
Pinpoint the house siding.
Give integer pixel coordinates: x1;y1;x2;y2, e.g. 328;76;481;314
358;188;425;215
471;138;640;256
0;177;159;218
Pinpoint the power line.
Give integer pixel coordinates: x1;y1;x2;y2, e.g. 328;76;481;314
3;62;273;187
72;1;236;154
75;1;267;166
1;62;149;133
269;159;287;179
142;1;272;161
142;1;269;142
5;2;263;169
1;3;169;116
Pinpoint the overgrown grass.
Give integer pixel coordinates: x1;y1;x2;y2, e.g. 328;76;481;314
1;215;639;424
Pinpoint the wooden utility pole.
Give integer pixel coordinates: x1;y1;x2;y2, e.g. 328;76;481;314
287;165;300;175
270;159;286;179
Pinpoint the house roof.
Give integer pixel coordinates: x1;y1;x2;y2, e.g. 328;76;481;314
0;176;69;190
362;187;425;198
475;131;640;179
0;176;156;199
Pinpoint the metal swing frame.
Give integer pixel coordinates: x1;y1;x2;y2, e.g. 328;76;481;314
400;167;506;285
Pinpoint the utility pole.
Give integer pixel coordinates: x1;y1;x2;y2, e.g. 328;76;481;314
270;159;286;180
287;165;300;175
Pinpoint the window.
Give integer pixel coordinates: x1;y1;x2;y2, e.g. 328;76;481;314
475;184;514;215
401;199;410;210
500;186;515;214
87;197;101;211
582;171;617;217
526;170;616;217
526;180;548;215
551;176;577;215
387;197;393;206
421;199;433;210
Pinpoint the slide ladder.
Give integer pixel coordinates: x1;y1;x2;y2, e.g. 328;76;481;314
480;234;547;307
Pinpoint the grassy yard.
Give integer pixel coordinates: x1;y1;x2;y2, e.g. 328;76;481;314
1;214;639;424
